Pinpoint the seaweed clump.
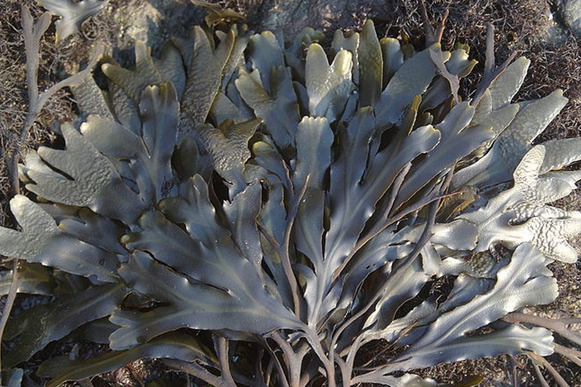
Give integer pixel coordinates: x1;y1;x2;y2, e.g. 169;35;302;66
1;2;581;386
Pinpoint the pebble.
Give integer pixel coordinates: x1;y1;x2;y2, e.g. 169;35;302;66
558;0;581;39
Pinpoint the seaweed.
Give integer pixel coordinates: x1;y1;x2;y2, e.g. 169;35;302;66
1;2;581;386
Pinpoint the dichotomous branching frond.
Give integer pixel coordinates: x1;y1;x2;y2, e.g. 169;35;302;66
1;4;581;387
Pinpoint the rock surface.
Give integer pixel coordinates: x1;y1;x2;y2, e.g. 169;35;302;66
558;0;581;38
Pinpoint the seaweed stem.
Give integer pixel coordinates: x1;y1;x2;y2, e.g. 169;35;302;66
502;311;581;347
163;358;222;386
419;0;449;46
281;174;311;319
215;335;238;387
0;261;22;387
531;360;551;387
472;23;517;106
7;6;103;199
554;343;581;368
529;352;571;387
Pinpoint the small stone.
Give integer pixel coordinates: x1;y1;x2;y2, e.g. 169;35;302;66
559;0;581;39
